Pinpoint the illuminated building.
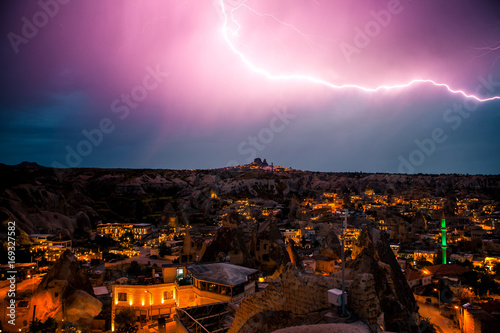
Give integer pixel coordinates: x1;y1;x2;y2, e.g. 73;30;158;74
343;227;360;251
111;263;257;331
404;269;432;289
282;229;301;244
96;222;152;241
313;255;338;274
413;250;438;263
29;234;73;261
108;247;140;258
73;247;103;262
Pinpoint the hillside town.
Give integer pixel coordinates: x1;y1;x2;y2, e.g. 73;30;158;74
1;160;500;332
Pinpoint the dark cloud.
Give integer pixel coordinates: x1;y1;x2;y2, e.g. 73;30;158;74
0;0;499;173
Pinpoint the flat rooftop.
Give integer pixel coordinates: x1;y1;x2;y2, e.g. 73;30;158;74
187;263;258;287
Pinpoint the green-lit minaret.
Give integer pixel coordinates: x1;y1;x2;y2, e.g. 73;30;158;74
441;213;447;265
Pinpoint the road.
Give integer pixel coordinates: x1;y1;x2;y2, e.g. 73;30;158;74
418;301;460;333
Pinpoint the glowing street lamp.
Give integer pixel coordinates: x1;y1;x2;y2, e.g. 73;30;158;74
434;288;441;307
145;290;152;322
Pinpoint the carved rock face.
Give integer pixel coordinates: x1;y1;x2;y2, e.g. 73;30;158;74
32;250;102;323
349;228;420;333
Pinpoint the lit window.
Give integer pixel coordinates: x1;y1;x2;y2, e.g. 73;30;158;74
118;293;127;302
163;291;173;300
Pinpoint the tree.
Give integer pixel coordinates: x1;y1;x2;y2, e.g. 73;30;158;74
127;260;141;277
456;259;473;269
115;308;138;333
94;235;117;249
28;317;58;333
42;317;57;333
458;287;475;303
462;270;500;296
477;273;499;296
159;242;172;257
28;319;44;333
105;268;114;281
420;317;438;333
416;259;433;269
120;231;135;249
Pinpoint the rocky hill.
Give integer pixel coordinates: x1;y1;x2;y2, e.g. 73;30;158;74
0;162;499;241
31;250;102;324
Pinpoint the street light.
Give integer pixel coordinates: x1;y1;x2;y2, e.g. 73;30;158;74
434;288;440;307
145;290;152;323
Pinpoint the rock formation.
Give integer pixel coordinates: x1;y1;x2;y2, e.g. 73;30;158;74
31;250;102;325
1;163;499;239
201;226;254;266
319;229;342;260
229;227;420;333
202;220;292;274
249;220;291;273
349;228;420;332
286;239;302;270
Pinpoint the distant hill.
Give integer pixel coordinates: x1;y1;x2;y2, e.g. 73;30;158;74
16;161;46;168
0;162;499;240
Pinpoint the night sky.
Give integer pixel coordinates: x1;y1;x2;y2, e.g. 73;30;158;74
1;0;500;174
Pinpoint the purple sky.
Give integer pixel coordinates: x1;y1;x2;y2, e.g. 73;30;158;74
1;0;500;173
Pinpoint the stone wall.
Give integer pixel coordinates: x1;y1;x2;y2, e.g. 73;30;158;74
230;228;420;333
229;265;381;333
348;273;380;322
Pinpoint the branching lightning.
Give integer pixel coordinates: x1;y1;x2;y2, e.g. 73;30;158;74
219;0;500;103
472;41;500;69
474;42;500;54
240;3;335;52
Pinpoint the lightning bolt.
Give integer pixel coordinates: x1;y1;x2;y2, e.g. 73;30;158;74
479;44;500;52
240;3;336;52
472;41;500;69
219;0;500;103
